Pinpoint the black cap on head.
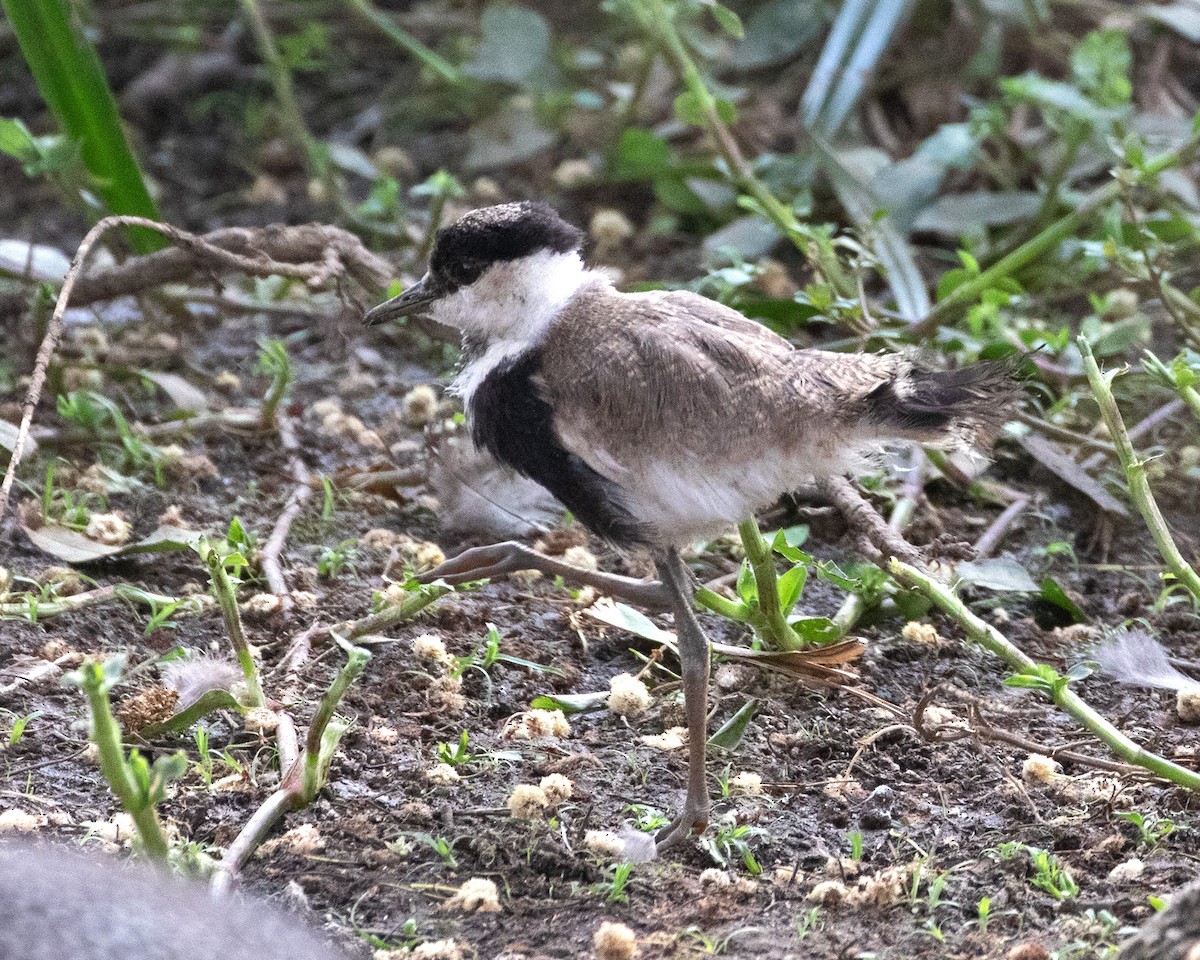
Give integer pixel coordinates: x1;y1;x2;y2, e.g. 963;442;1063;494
429;201;584;291
363;202;584;326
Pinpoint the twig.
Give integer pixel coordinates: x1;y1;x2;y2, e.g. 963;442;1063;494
1;216;392;525
1080;339;1200;602
890;559;1200;791
827;457;924;637
260;416;312;615
279;582;450;674
817;474;923;567
973;495;1032;559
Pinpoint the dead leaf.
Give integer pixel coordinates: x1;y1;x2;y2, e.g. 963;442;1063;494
139;370;208;413
22;524;204;564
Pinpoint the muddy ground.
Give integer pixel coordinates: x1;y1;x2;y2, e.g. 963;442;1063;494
3;7;1200;960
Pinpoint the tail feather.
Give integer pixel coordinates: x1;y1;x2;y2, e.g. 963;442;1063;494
864;360;1020;448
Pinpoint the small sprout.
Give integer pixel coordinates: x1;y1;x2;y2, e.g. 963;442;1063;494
1107;858;1145;882
584;830;627;860
507;784;549;821
901;621;942;646
607;674;651;719
593;921;637;960
84;511;131;545
399;385;440;429
1022;753;1061;785
444;877;501;913
729;771;764;796
426;763;461;785
639;727;686;750
413;633;454;668
589;209;635;252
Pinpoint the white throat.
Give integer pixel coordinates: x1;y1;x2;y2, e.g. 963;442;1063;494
438;250;601;405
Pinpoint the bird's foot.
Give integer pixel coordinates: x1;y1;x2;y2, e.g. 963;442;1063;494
653;800;710;852
417;540;674;610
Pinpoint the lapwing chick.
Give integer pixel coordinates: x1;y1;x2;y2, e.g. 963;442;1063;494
366;201;1017;848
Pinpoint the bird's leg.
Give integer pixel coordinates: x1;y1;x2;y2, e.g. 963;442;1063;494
652;547;711;849
416;540;673;611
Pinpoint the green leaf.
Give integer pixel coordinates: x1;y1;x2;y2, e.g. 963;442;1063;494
789;617;839;645
708;700;756;749
1039;577;1087;624
609;128;673;182
730;0;821;70
529;691;608;714
674;89;711;127
1;0;164;251
139;689;244;738
776;564;808;616
710;3;744;39
735;560;758;605
464;3;550;84
0;117;36;161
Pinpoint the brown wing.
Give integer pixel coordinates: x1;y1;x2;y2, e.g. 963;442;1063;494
539;286;903;477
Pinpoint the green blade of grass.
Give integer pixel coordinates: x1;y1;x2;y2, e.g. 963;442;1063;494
2;0;164;252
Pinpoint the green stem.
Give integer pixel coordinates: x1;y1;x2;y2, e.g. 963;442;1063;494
203;549;266;708
890;559;1200;791
737;519;804;651
342;0;464;86
301;641;371;802
641;0;852;297
82;673;171;862
1080;339;1200;602
916;138;1200;334
238;0;319;170
695;585;749;622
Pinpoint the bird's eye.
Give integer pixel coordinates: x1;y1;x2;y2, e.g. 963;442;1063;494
451;258;485;284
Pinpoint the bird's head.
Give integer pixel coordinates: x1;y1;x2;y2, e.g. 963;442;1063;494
364;202;587;341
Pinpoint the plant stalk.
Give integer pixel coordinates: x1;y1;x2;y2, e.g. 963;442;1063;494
203;548;266;708
82;674;171;862
736;519;805;651
890;559;1200;791
1080;339;1200;602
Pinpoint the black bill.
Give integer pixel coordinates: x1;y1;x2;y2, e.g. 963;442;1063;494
363;274;441;325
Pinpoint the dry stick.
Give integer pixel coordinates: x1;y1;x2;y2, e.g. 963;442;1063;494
890;559;1200;791
260;416;313;615
1080;340;1200;602
823;461;924;637
0;217;385;524
278;582;449;675
973;495;1032;559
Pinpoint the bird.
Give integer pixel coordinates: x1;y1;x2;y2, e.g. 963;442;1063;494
365;200;1018;848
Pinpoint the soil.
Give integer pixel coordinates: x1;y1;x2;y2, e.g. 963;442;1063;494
2;11;1200;960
